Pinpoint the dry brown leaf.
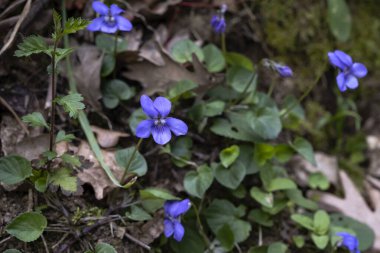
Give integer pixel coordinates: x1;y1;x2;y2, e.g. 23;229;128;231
129;0;181;15
91;125;129;148
366;135;380;177
75;141;123;200
292;152;339;187
72;46;103;110
11;134;49;160
122;46;210;95
311;170;380;250
0;115;26;155
126;212;164;245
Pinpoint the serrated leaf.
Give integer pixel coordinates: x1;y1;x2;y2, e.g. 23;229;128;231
14;35;49;57
56;93;85;118
203;44;225;72
171;39;204;63
60;153;81;167
0;155;32;185
54;47;74;66
52;10;62;36
56;130;75;143
6;212;47;242
49;168;77;192
63;17;90;35
22;112;49;129
184;165;213;198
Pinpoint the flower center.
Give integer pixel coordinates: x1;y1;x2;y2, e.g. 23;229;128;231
154;118;166;126
104;13;116;26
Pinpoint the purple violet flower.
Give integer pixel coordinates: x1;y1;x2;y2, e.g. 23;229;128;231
87;1;132;33
336;232;360;253
135;95;188;145
211;4;227;33
164;199;191;241
274;63;293;77
328;50;367;92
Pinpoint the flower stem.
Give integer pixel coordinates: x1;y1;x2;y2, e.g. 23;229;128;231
120;138;143;184
113;32;118;79
192;201;210;247
221;32;226;54
280;67;325;119
48;40;59;153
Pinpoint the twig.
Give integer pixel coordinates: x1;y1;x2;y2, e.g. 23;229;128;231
0;0;32;56
0;96;29;135
41;234;50;253
52;233;69;250
124;233;151;251
0;236;12;245
0;0;25;20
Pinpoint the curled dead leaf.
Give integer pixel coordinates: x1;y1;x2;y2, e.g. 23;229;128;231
91;125;129;148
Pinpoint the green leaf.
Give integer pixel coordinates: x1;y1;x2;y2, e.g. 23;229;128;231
0;155;32;185
215;161;246;189
250;108;282;140
168;80;198;100
128;108;147;134
126;206;152;221
94;243;117;253
291;214;314;231
224;52;254;71
171;39;204;63
308;172;330;190
286;189;318;210
203;100;225;117
268;242;288;253
140;188;178;212
254;143;276;165
267;178;297;192
22;112;49;129
219;145;240;168
54;47;74;66
115;147;147;176
100;53;115;77
311;234;329;249
292;235;305;248
327;0;352;42
216;224;235;251
95;34;128;53
170;226;206;253
6;212;47;242
184;165;213;198
63;17;90;35
60;153;81;167
56;93;85;118
14;35;49;57
3;250;22;253
250;187;273;208
203;44;225;72
205;199;251;243
313;210;330;235
49;168;77;192
102;79;135;109
56;130;75;143
248;209;273;227
227;66;256;93
290;137;316;165
52;10;62;37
